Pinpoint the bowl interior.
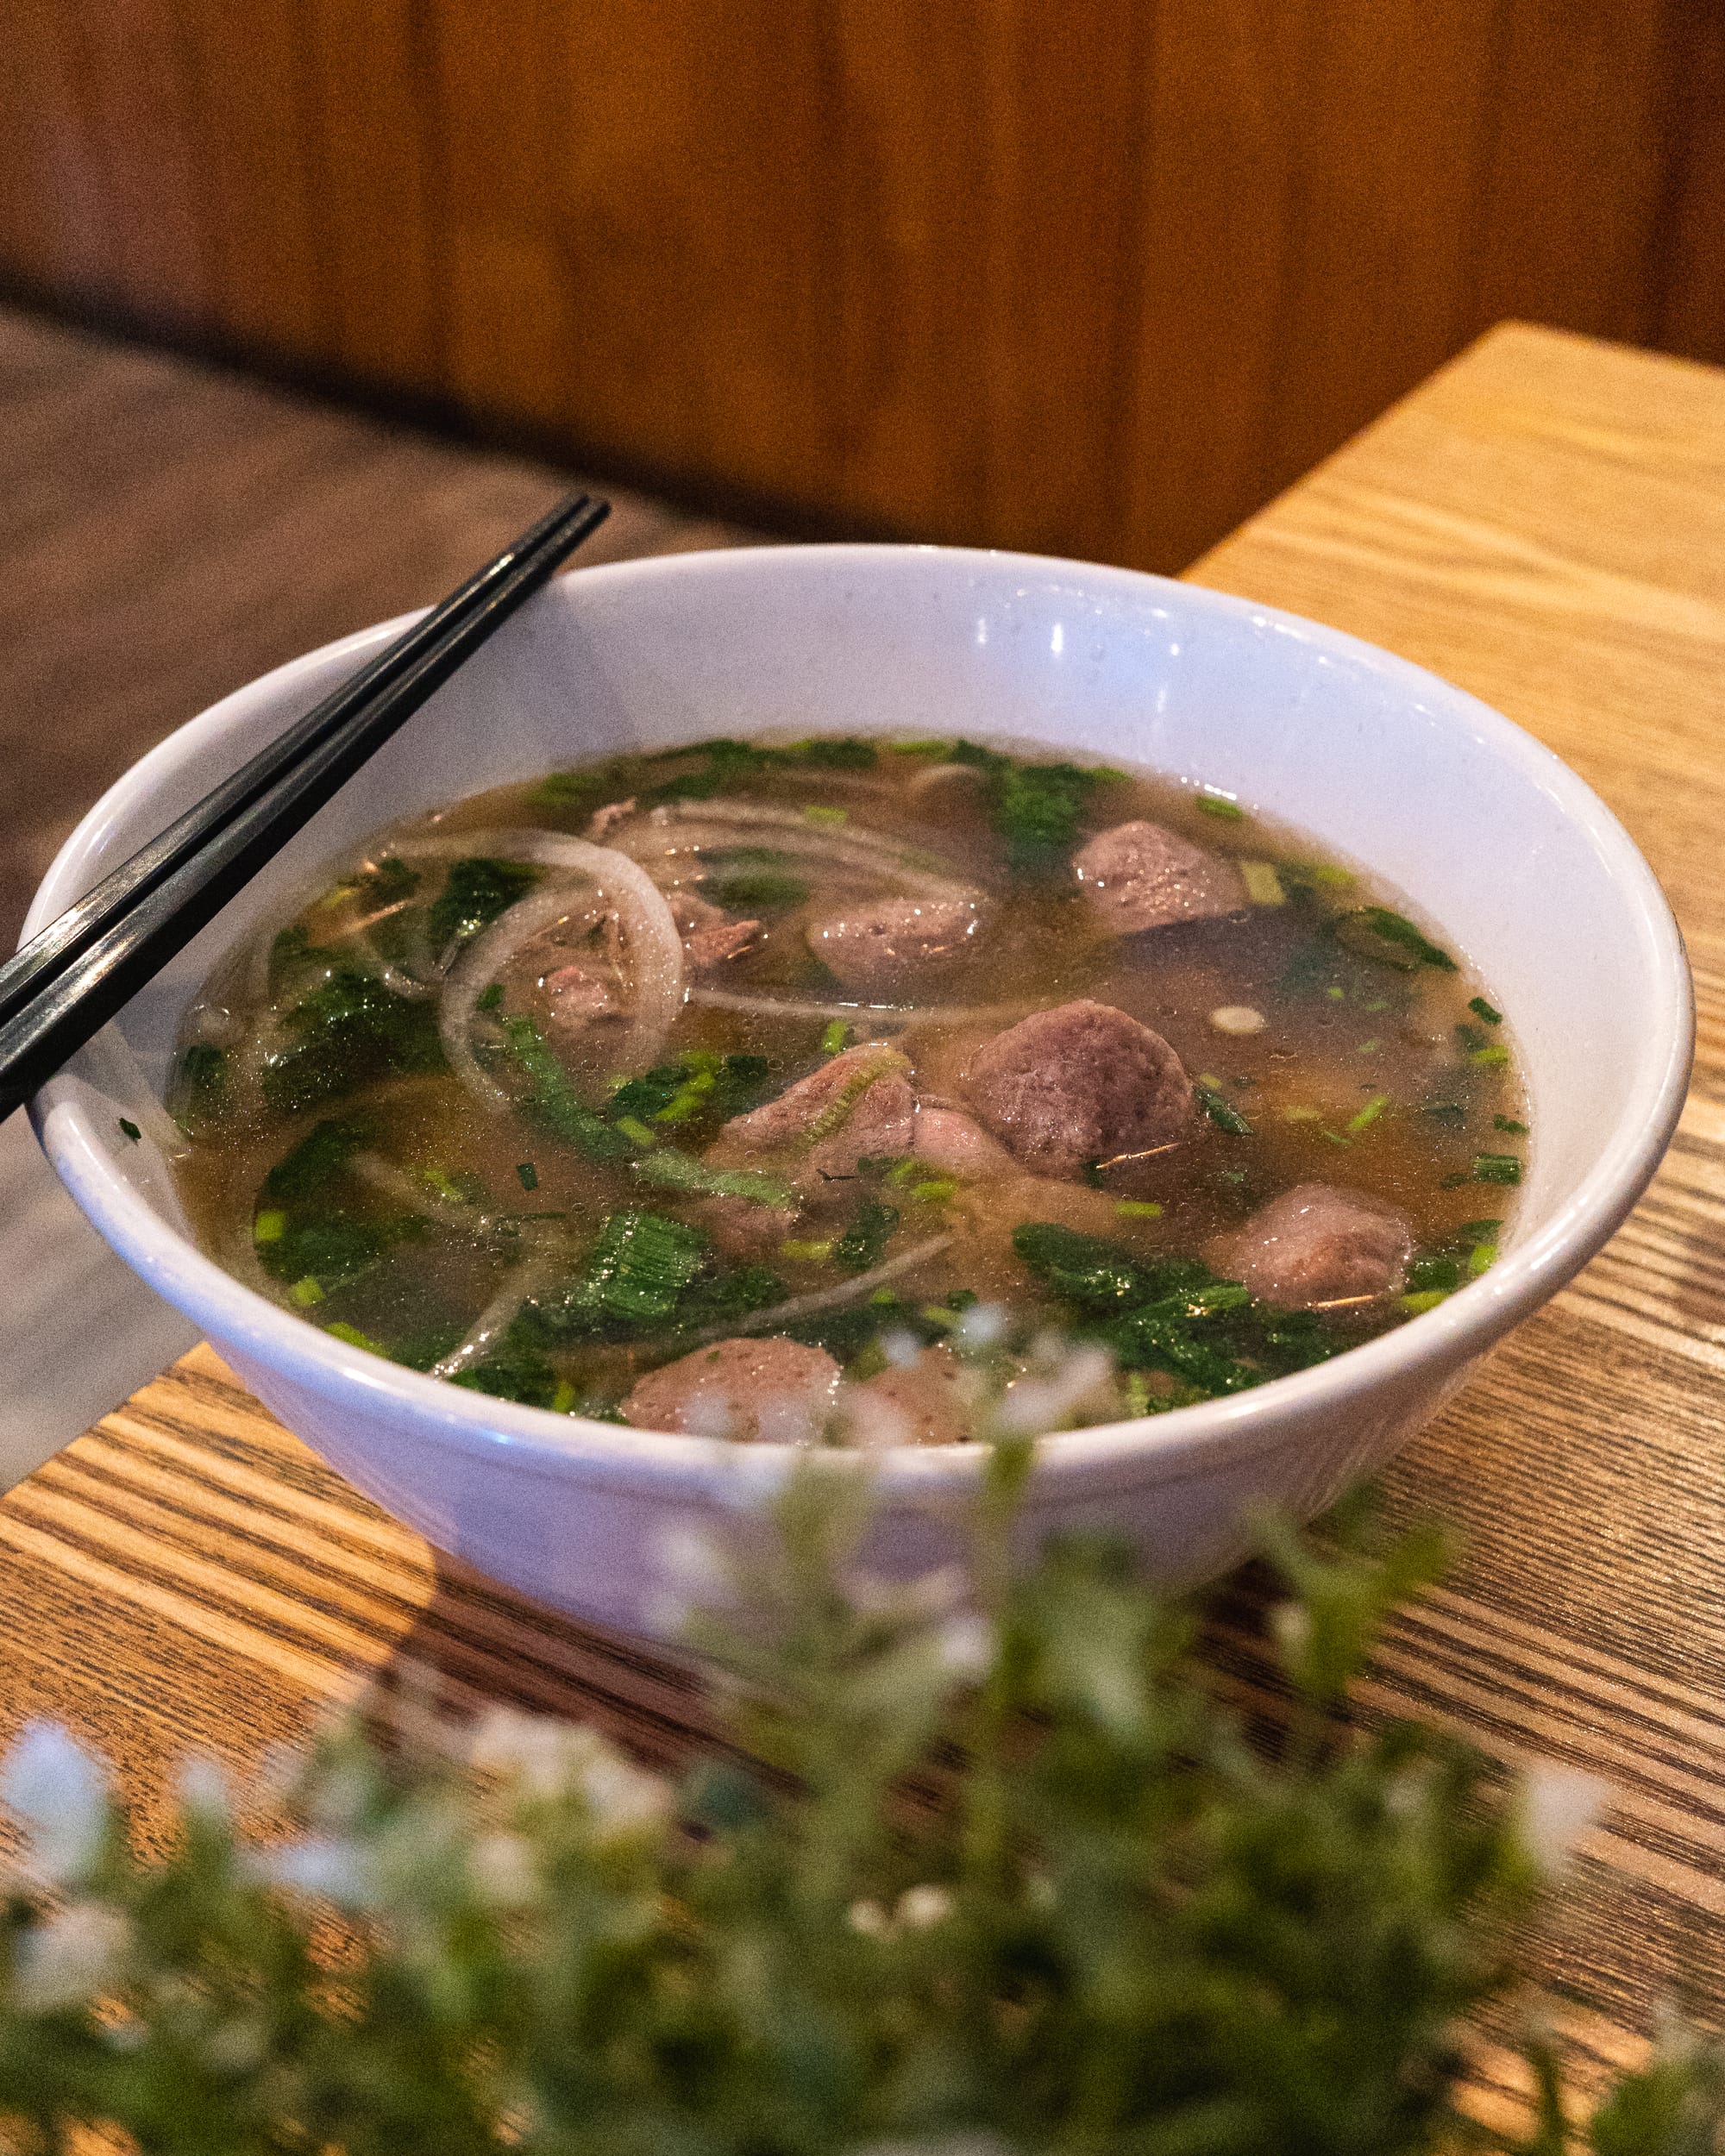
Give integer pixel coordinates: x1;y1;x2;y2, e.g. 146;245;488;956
25;544;1689;1454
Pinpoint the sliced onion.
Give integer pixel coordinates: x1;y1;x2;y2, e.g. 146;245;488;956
693;1234;955;1344
348;928;435;1000
432;1256;561;1380
434;838;685;1110
612;801;981;901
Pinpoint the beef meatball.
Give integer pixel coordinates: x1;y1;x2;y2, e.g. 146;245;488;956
1205;1183;1413;1310
620;1337;842;1444
961;1000;1194;1179
1073;819;1245;936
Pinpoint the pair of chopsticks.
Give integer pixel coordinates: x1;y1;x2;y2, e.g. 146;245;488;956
0;492;611;1127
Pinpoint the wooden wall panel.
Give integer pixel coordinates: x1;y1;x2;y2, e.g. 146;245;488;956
176;0;333;364
1;0;1720;571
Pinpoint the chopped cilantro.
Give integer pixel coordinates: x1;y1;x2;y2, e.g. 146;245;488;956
1468;995;1502;1025
1494;1115;1528;1135
1333;907;1457;974
117;1118;141;1144
265;1118;371;1201
833;1200;900;1273
427;856;541;953
261;970;444;1116
1195;1084;1253;1137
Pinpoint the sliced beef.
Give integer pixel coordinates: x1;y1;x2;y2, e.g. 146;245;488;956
620;1337;841;1443
844;1345;974;1447
913;1100;1016;1180
672;889;761;970
806;894;984;993
536;958;624;1044
961;1000;1193;1179
712;1043;916;1184
1073;819;1245;936
1205;1183;1412;1310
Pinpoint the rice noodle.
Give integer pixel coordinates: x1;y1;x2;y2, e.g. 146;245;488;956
432;1256;560;1381
692;1234;955;1344
348;928;435;1001
689;986;1039;1028
419;832;685;1112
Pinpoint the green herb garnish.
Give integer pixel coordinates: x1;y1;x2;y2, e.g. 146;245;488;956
833;1200;900;1273
265;1117;371;1201
117;1119;141;1144
1195;793;1245;820
1468;995;1502;1025
1472;1151;1523;1186
1195;1083;1253;1136
630;1149;794;1207
261;970;445;1116
499;1017;634;1163
1494;1115;1528;1135
1333;906;1457;973
427;856;541;953
516;1162;539;1192
947;740;1119;878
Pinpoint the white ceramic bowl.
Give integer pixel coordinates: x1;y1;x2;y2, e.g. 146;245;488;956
27;546;1691;1633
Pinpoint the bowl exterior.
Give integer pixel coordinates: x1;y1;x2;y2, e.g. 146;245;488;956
25;542;1690;1637
214;1326;1482;1633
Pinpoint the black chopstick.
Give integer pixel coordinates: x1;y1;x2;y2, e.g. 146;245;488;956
0;491;610;1125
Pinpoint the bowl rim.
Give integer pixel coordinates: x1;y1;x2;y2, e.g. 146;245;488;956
28;540;1695;1500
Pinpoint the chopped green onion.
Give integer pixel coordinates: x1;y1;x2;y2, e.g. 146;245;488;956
1361;998;1389;1012
869;1287;900;1305
1472;1152;1522;1186
1281;1106;1321;1122
1468;995;1503;1025
1494;1115;1528;1135
291;1276;325;1307
1398;1288;1449;1316
1320;1129;1351;1148
821;1019;850;1055
422;1165;468;1204
918;1304;959;1330
550;1379;578;1413
1357;1038;1383;1056
631;1149;793;1206
118;1118;141;1144
802;805;849;826
326;1321;386;1352
253;1210;287;1244
1468;1241;1499;1277
1196;793;1244;820
1195;1072;1223;1089
910;1178;957;1205
1470;1045;1509;1068
1325;985;1346;1001
1195;1085;1253;1137
614;1115;659;1148
779;1239;834;1263
1114;1200;1164;1219
1239;861;1285;906
1347;1094;1390;1133
516;1162;539;1192
1308;862;1355;888
499;1017;635;1163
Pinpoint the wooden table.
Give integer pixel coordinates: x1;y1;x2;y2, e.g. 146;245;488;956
6;318;1725;2102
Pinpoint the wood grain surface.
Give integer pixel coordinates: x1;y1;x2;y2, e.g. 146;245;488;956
5;2;1725;573
6;316;1725;2102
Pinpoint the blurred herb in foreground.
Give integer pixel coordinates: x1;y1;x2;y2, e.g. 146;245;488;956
0;1467;1709;2156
